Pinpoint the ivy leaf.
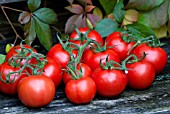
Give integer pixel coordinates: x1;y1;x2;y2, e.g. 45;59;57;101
113;0;125;23
125;0;164;11
95;18;118;37
126;23;156;38
24;17;36;44
27;0;41;12
93;7;103;19
18;11;31;24
33;8;57;24
87;13;101;27
0;54;6;65
154;24;167;38
33;16;52;50
65;4;84;14
85;5;95;12
99;0;117;15
138;0;168;29
65;14;86;34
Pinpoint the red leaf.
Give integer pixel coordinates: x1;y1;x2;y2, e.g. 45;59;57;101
80;0;92;4
87;14;101;27
65;14;86;34
85;5;95;12
65;4;84;14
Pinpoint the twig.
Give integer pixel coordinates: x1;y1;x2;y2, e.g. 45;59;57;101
0;4;23;45
0;21;23;28
1;5;23;13
0;33;6;40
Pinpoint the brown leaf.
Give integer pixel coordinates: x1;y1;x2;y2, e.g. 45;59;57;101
65;14;86;34
65;4;84;14
18;11;31;24
153;24;168;38
85;5;95;12
87;13;101;27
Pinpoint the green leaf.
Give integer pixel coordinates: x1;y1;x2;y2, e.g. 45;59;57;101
153;24;167;38
93;7;103;19
126;23;156;38
125;0;164;11
138;0;169;29
95;18;118;37
99;0;117;15
168;21;170;35
33;8;57;24
113;0;125;23
168;0;170;20
0;54;6;65
24;17;36;44
27;0;41;12
33;16;52;50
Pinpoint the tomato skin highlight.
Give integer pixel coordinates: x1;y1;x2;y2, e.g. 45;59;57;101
63;63;92;84
92;68;127;97
65;77;96;104
0;62;27;95
83;49;120;70
126;61;155;90
17;75;55;108
47;44;70;69
133;43;168;74
106;32;135;60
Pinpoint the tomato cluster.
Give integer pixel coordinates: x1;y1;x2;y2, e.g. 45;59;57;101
0;27;168;107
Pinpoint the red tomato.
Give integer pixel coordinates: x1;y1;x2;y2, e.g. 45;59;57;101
47;44;70;68
17;75;55;108
92;68;127;97
28;57;63;88
70;27;103;48
82;49;120;70
0;62;27;95
106;32;135;60
65;77;96;104
126;61;155;90
6;44;37;66
63;63;92;84
133;43;167;74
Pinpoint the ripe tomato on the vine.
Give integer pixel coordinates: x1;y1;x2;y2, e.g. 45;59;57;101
133;43;167;74
82;49;120;70
63;63;92;84
6;44;37;66
0;62;27;95
92;67;127;97
70;27;103;48
126;61;155;90
17;75;55;108
47;44;70;69
106;32;135;60
65;77;96;104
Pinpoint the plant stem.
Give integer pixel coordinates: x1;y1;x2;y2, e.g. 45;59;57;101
0;33;6;40
1;5;23;12
0;4;23;44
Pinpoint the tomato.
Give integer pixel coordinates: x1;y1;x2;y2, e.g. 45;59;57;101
42;57;63;88
105;32;135;60
6;44;37;66
126;61;155;90
82;49;120;70
70;27;103;48
63;63;92;84
28;57;63;88
133;43;168;74
92;67;127;97
0;62;27;95
65;77;96;104
17;75;55;108
47;44;70;68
